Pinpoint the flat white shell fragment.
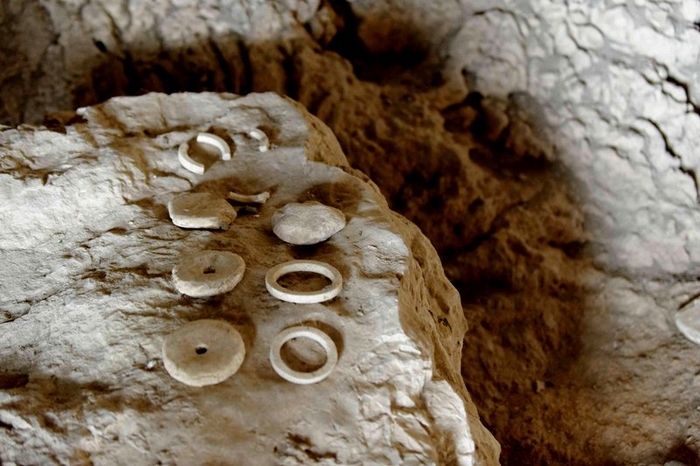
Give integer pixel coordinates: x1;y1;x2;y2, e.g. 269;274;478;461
172;250;246;298
227;190;270;204
676;299;700;346
271;201;346;245
168;192;237;230
162;319;246;387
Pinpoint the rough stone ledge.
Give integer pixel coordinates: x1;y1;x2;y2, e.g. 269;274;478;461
0;91;499;465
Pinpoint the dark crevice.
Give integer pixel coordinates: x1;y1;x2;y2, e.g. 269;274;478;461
281;47;299;101
285;433;338;461
122;51;142;96
325;0;430;85
237;39;253;95
664;441;700;465
665;74;700;114
92;39;108;53
209;36;234;93
0;373;29;389
645;117;700;203
326;0;363;60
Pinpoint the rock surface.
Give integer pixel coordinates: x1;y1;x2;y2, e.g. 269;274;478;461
0;92;498;465
271;201;346;245
3;0;700;464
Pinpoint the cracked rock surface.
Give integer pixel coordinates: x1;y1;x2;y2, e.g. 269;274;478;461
0;92;498;465
3;0;700;464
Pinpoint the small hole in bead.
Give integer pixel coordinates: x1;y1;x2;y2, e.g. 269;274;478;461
203;267;216;274
195;345;208;355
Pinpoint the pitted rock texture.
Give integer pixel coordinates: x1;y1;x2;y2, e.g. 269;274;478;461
0;92;498;465
3;1;700;464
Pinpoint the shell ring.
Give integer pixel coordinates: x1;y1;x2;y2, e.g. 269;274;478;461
269;326;338;384
178;132;231;174
265;260;342;304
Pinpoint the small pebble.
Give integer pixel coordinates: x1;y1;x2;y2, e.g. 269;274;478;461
271;201;346;245
168;192;236;230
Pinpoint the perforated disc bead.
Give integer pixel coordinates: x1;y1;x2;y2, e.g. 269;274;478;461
162;319;245;387
172;250;245;298
676;298;700;346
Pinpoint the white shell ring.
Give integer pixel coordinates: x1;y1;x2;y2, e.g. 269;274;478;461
248;128;270;152
269;325;338;385
178;132;231;174
265;260;342;304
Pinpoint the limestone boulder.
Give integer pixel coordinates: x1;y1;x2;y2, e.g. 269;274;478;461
0;92;499;465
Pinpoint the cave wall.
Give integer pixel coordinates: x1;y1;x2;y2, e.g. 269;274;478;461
447;0;700;277
2;0;700;464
